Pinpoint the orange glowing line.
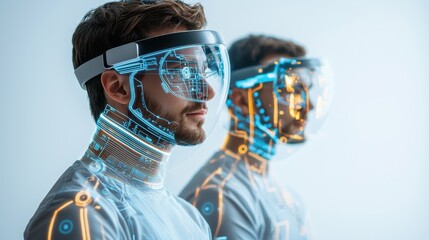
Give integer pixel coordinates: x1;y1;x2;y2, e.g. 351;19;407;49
278;117;302;141
227;132;249;141
295;111;301;120
94;180;99;190
47;200;73;240
229;109;248;138
273;91;279;127
289;94;296;118
247;157;267;174
286;76;294;92
247;83;264;143
214;189;224;237
252;83;264;92
220;160;240;188
220;135;230;150
192;187;201;206
248;151;267;163
247;89;255;142
201;168;222;188
80;208;87;240
289;134;303;140
223;149;241;160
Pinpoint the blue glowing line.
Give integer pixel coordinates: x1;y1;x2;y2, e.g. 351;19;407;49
235;72;275;88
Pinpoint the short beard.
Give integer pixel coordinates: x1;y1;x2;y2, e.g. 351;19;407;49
144;96;207;146
278;119;307;144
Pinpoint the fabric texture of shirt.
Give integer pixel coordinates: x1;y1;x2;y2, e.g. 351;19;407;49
25;160;211;240
180;150;311;240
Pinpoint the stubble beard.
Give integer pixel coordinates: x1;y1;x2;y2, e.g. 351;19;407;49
277;118;307;144
144;97;207;146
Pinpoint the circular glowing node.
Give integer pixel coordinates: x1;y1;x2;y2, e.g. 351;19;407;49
201;202;215;216
181;67;191;79
238;144;248;154
75;191;92;207
59;220;73;235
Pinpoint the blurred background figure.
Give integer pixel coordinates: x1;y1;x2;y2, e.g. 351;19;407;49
180;34;333;239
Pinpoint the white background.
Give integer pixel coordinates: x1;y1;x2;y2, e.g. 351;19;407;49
0;0;428;239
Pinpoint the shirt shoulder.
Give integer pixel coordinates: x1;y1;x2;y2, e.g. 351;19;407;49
24;161;127;240
179;152;263;239
173;194;212;238
180;151;256;200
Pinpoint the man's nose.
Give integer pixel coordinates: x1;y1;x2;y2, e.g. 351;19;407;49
196;81;215;102
206;83;215;101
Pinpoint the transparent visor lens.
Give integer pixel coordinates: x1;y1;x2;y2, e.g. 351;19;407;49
113;44;230;146
159;46;225;103
275;62;333;122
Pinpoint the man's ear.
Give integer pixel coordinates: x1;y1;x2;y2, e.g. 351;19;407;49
100;70;130;105
230;88;249;116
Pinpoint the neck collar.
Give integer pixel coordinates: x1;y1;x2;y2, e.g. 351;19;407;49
81;109;170;189
222;133;269;174
227;109;278;160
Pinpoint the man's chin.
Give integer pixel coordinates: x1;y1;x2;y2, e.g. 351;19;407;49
174;127;206;146
279;130;306;144
286;137;306;144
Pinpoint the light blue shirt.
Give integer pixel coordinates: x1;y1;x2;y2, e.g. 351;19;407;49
180;150;311;240
25;160;211;239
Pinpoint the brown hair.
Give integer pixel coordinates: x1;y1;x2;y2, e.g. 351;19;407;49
228;34;306;71
72;0;206;121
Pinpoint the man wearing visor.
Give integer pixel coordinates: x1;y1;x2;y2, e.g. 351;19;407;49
180;35;333;239
24;1;229;239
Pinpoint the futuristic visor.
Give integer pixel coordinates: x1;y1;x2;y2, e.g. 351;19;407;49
74;30;226;90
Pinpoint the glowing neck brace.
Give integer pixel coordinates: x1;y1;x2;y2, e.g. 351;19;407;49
222;133;269;174
82;110;170;189
226;108;278;161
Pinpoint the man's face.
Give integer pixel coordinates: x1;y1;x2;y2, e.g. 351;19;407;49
257;55;313;143
129;27;215;145
257;82;313;143
136;70;215;145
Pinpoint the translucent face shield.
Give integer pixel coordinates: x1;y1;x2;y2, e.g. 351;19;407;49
75;30;230;149
274;58;333;143
230;58;333;159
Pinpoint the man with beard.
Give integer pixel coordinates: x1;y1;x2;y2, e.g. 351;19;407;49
24;1;230;239
180;35;332;239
